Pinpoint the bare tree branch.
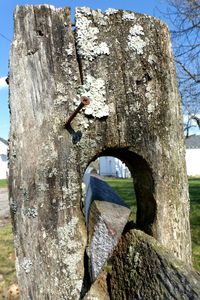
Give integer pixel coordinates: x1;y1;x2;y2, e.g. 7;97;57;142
163;0;200;136
176;60;200;83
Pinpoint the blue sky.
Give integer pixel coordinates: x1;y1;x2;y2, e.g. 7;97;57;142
0;0;179;139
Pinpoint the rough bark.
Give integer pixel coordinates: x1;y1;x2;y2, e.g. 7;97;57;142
108;229;200;300
9;5;192;299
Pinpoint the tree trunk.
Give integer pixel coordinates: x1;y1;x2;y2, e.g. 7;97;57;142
9;5;192;299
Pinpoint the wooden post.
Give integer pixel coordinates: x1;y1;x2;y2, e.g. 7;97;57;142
109;229;200;300
9;5;195;299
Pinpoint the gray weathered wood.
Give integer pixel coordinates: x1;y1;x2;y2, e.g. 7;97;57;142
108;229;200;300
9;5;192;299
87;198;130;282
9;5;86;299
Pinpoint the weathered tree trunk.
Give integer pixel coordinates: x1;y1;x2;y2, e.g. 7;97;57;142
9;5;193;299
109;229;200;300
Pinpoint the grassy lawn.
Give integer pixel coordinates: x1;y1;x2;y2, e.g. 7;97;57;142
0;224;17;297
0;179;8;188
105;177;200;271
189;178;200;270
0;179;17;297
105;178;137;221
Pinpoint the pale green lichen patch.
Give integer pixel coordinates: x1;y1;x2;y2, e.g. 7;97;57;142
145;82;158;115
21;258;33;274
76;8;110;60
37;182;49;192
128;24;149;54
92;9;108;26
39;138;58;172
74;75;109;119
78;6;91;16
48;167;58;178
122;12;135;20
148;54;157;65
65;43;74;56
44;217;83;297
23;207;38;218
105;8;119;15
10;198;18;214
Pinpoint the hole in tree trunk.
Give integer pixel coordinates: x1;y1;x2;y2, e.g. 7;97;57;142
83;148;156;236
81;148;157;297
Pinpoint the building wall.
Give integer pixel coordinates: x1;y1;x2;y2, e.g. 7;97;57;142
99;156;116;177
99;156;131;178
99;152;200;178
0;141;8;179
185;149;200;176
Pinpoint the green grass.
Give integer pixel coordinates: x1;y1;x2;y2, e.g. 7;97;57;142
105;178;137;220
188;178;200;270
0;179;8;188
105;177;200;272
0;224;16;296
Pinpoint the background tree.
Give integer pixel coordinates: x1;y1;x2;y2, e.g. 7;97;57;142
164;0;200;136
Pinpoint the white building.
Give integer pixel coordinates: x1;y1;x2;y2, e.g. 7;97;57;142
185;135;200;176
99;156;131;178
0;137;8;179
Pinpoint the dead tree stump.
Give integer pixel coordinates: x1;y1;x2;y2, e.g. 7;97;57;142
9;5;193;299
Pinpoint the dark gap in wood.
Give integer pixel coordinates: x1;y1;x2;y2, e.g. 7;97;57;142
106;273;112;300
36;29;44;37
80;250;92;299
122;220;137;235
71;23;76;29
74;28;84;85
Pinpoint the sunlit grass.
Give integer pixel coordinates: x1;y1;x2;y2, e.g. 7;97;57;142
0;224;17;297
0;179;8;188
188;178;200;270
105;178;137;221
